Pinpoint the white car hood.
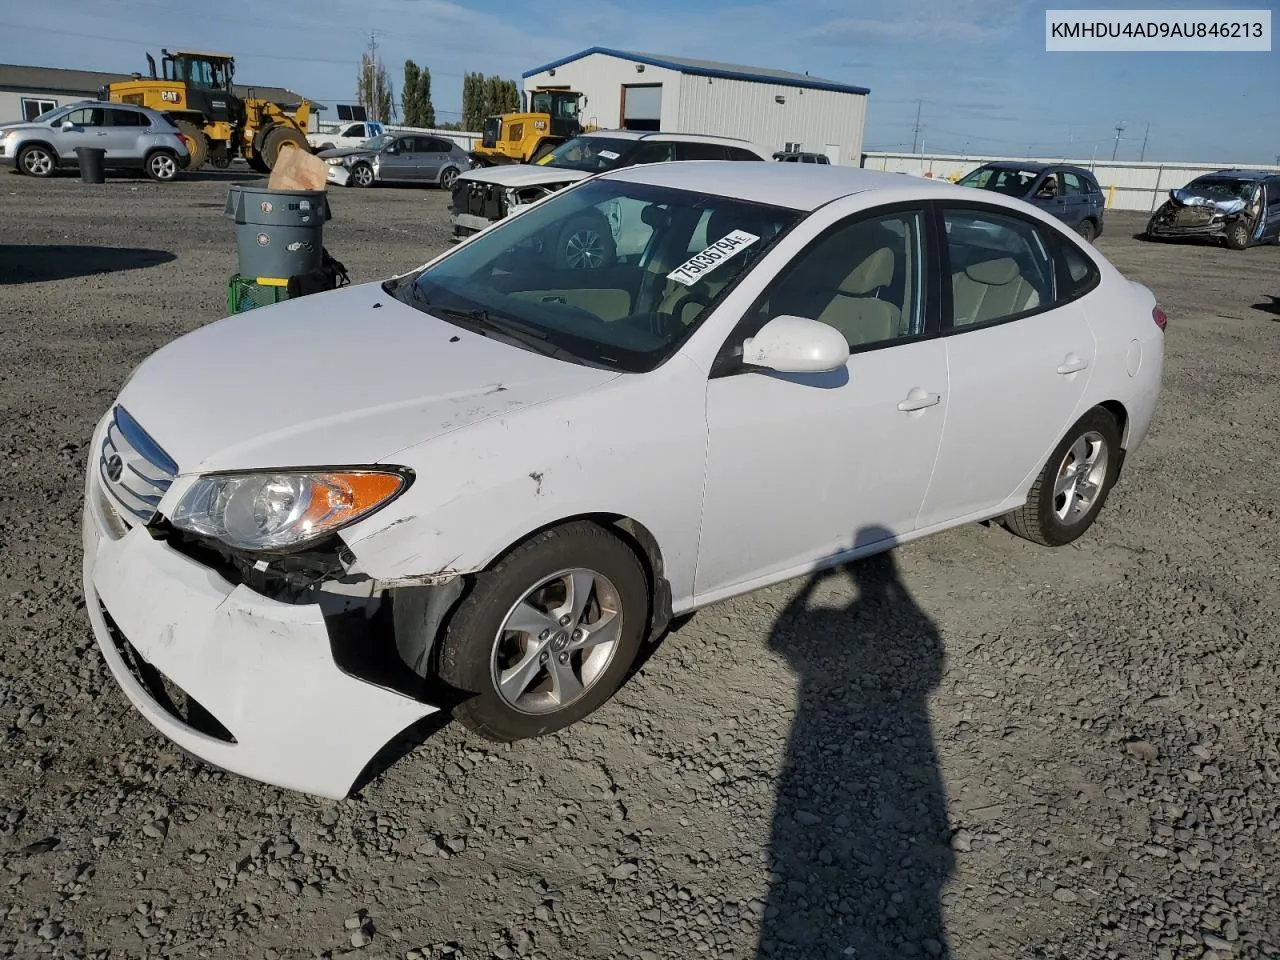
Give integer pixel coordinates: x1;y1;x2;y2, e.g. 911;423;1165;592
458;164;593;190
116;282;619;473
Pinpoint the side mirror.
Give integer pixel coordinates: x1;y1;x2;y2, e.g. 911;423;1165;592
741;315;850;374
61;121;75;131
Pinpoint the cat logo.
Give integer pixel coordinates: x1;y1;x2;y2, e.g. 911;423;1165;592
534;120;547;131
160;90;181;103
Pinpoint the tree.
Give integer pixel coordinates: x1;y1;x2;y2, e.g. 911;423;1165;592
402;59;421;126
462;72;520;131
357;35;394;123
402;59;437;128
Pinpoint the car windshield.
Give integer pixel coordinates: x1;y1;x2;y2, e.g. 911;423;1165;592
362;134;394;150
536;137;637;172
957;167;1041;196
1187;177;1257;200
387;177;803;373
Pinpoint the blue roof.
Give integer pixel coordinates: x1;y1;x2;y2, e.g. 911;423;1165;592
522;47;870;96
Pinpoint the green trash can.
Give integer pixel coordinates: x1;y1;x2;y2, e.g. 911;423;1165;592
224;184;332;283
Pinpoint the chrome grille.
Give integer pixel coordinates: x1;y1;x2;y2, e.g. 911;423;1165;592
98;406;178;525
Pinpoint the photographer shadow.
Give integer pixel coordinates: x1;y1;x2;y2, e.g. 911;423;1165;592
758;525;954;959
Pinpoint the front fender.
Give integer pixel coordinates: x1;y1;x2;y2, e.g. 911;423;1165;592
337;357;710;608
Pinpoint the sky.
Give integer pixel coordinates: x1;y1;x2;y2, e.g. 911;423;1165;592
2;0;1278;164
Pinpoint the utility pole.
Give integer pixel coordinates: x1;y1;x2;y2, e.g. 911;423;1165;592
1139;123;1150;162
1111;121;1126;161
910;99;922;154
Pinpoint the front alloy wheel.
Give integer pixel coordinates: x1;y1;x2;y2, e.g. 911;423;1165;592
437;521;649;742
19;146;55;178
350;162;374;187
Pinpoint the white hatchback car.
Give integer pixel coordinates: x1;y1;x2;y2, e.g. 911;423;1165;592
83;163;1165;798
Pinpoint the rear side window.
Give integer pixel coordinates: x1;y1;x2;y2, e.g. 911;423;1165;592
109;110;149;127
943;208;1058;328
1062;172;1085;195
676;142;729;161
1054;236;1101;298
726;146;764;161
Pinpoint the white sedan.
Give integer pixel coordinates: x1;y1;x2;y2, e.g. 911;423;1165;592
82;162;1166;798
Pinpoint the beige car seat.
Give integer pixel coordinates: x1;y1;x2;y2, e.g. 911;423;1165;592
812;245;903;347
951;257;1040;326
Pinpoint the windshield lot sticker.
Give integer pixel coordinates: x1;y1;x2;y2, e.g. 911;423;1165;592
666;230;760;286
598;150;621;160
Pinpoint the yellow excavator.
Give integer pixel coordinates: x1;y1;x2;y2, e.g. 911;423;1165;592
469;88;592;167
102;49;310;172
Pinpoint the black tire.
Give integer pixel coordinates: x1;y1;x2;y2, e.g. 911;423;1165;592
438;521;650;742
555;213;616;270
1076;218;1097;243
17;144;56;178
438;165;461;190
144;150;179;182
246;151;270;174
349;162;375;188
1002;407;1123;547
209;151;231;169
262;125;309;170
173;120;208;171
1224;221;1250;250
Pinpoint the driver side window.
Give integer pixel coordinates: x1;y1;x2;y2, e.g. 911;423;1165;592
746;210;927;351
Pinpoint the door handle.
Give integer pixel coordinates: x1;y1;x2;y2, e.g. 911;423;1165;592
1057;355;1089;375
898;389;941;412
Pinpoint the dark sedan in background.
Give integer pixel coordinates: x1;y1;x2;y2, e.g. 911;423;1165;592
956;161;1106;242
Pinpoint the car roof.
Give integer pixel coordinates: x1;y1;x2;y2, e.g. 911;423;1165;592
1203;169;1274;181
64;99;163;115
581;128;756;146
600;160;964;211
979;160;1096;177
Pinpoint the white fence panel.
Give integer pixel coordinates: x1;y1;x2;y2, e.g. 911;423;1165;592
862;152;1280;213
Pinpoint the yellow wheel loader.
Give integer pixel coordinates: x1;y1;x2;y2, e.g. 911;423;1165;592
102;50;311;173
469;88;592;167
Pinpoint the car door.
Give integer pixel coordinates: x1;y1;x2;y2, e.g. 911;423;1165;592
915;202;1098;528
102;108;145;160
1263;177;1280;240
1030;171;1072;224
1060;171;1091;228
416;136;450;182
694;204;949;598
380;136;418;181
54;106;106;157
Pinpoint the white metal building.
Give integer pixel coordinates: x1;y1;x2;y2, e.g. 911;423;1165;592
521;47;869;165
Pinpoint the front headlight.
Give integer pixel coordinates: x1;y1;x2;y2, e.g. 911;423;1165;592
170;469;409;553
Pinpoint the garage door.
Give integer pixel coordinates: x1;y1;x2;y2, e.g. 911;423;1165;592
622;84;662;131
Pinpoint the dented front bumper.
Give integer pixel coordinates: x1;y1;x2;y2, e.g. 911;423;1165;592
81;417;438;800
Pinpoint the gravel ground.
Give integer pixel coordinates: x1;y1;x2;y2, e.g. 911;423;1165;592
0;167;1278;960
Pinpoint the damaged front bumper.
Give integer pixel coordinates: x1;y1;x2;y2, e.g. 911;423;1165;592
81;413;441;800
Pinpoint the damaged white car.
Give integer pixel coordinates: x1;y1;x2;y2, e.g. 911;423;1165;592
448;129;771;258
83;162;1165;799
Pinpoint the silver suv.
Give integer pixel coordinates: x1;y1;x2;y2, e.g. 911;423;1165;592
0;100;190;181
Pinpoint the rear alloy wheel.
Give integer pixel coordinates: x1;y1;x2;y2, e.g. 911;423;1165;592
1002;407;1122;547
350;162;375;188
1224;221;1250;250
437;521;649;742
1076;219;1097;243
18;145;55;178
439;166;460;191
145;151;179;182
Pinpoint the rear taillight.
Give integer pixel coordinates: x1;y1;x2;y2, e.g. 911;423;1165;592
1152;305;1168;331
